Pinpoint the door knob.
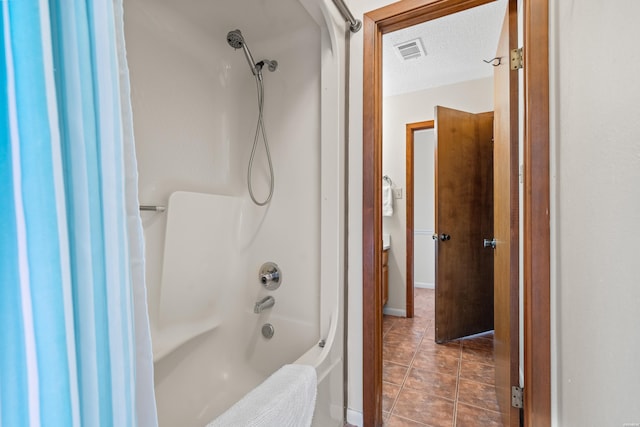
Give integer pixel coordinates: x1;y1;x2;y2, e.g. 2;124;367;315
439;234;451;241
483;238;496;249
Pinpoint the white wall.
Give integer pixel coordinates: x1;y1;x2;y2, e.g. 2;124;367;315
125;0;321;334
382;78;494;313
348;0;640;424
413;129;435;289
550;1;640;425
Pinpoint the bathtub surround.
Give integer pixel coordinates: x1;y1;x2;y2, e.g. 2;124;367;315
0;0;157;425
125;0;348;425
153;192;240;360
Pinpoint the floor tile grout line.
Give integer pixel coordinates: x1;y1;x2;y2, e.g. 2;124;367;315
385;315;425;420
391;412;438;427
389;413;432;427
452;340;462;427
387;325;417;423
455;400;503;415
392;315;425;417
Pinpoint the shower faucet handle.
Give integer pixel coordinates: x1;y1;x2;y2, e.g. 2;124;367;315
259;262;281;290
261;271;279;283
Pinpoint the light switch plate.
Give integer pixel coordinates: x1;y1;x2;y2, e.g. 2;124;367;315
393;188;403;199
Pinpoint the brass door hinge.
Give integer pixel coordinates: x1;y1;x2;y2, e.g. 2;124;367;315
510;48;523;70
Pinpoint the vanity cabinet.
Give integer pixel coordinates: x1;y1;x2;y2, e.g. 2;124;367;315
382;248;389;306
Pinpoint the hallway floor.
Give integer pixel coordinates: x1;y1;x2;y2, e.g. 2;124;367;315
382;288;504;427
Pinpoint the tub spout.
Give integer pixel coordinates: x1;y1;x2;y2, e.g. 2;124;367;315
254;296;275;313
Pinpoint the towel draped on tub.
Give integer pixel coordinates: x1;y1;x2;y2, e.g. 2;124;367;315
207;364;317;427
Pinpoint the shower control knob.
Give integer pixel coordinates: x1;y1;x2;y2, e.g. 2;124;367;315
261;271;279;284
259;262;281;290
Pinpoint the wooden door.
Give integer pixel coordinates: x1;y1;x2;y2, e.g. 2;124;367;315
493;1;520;426
434;106;494;343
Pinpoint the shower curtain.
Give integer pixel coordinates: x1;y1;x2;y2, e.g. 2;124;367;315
0;0;157;426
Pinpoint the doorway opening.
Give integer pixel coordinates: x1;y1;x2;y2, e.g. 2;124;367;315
405;121;435;320
362;0;550;426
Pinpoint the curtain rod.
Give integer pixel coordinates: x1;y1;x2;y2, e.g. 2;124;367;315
331;0;362;33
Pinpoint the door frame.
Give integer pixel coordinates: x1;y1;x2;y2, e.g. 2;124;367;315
362;0;550;425
405;120;434;318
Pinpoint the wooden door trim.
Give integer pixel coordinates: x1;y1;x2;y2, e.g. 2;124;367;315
362;0;551;425
493;2;520;424
362;13;383;426
406;120;435;319
523;0;551;424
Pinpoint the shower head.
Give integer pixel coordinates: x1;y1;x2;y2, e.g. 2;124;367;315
226;29;245;49
227;29;259;78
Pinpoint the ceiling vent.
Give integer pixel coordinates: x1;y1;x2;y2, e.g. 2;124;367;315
395;38;426;60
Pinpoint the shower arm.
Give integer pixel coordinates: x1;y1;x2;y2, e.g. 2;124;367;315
256;59;278;73
331;0;362;33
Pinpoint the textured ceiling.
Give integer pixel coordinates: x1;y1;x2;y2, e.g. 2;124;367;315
383;0;508;97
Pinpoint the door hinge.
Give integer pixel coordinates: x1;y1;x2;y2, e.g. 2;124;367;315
512;385;523;408
510;47;523;70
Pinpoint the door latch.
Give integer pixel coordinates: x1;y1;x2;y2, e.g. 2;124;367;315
483;238;496;249
432;234;450;241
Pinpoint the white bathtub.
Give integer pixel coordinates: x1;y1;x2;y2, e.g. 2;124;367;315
125;0;348;424
152;308;340;426
150;290;343;426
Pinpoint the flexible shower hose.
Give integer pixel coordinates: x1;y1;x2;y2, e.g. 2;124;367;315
247;76;274;206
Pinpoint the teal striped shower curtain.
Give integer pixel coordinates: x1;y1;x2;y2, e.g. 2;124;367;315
0;0;157;426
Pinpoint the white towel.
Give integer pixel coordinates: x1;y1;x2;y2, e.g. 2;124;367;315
382;179;393;217
207;364;317;427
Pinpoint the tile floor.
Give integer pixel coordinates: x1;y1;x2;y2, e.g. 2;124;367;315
382;288;504;427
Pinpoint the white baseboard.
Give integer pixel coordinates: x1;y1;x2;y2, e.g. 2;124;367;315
346;408;363;427
414;282;434;289
382;307;407;317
